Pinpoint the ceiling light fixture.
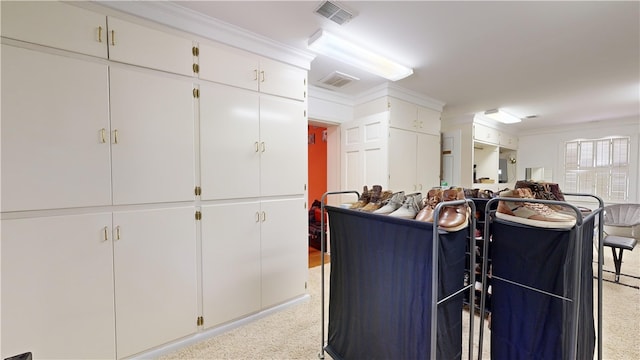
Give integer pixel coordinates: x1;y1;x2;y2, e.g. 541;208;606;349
308;29;413;81
484;109;522;124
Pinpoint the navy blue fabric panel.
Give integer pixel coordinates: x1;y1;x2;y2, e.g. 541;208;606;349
490;218;595;360
325;206;467;360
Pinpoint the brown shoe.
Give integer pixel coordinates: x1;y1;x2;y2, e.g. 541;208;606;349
361;185;385;212
437;187;470;231
350;185;370;209
415;187;443;222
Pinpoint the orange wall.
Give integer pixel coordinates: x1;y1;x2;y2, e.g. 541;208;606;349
308;125;327;208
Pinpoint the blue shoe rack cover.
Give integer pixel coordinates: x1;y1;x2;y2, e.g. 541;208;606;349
324;206;468;360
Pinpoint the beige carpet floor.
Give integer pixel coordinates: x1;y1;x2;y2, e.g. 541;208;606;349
160;244;639;360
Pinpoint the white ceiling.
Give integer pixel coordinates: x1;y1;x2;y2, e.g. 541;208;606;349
169;0;639;132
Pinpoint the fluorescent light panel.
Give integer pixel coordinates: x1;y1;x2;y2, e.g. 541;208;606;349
308;29;413;81
484;109;521;124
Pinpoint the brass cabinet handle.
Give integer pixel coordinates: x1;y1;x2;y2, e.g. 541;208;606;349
113;129;119;144
115;226;121;240
260;70;265;83
111;30;115;46
254;142;259;152
254;69;258;81
260;142;265;153
98;26;103;43
255;212;260;223
260;211;266;222
100;128;106;143
103;226;109;241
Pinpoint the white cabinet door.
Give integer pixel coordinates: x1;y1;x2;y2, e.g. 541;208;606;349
259;57;307;101
107;17;194;76
388;128;418;193
341;113;390;191
110;67;195;205
260;198;308;308
198;41;259;92
473;123;499;145
260;96;307;197
416;133;441;190
1;45;111;212
388;97;417;131
1;213;115;360
417;106;441;135
1;1;108;58
113;207;197;359
201;202;261;328
200;83;260;200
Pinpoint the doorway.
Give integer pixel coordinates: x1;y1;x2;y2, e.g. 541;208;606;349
307;121;339;267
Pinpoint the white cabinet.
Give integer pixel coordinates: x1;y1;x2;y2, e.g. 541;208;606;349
388;97;440;135
109;67;196;205
340;113;390;191
473;123;500;145
200;83;306;200
201;198;307;328
1;45;112;212
1;46;196;211
1;213;116;360
389;129;441;192
113;207;198;359
0;208;197;360
107;17;194;76
0;2;194;76
499;131;519;149
345;96;442;193
1;1;108;58
198;41;307;101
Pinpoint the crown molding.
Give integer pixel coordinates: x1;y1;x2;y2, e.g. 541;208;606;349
308;86;356;107
354;82;445;112
92;1;315;70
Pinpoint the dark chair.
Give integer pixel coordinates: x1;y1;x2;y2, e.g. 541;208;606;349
602;204;640;282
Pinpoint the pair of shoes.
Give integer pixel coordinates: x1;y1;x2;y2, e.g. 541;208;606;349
373;191;405;214
389;192;422;219
350;185;370;209
362;188;393;212
415;187;470;232
496;188;576;229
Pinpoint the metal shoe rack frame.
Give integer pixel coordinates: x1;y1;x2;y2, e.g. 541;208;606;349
318;190;477;360
478;193;604;360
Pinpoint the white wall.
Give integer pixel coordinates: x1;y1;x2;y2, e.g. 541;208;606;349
517;116;640;204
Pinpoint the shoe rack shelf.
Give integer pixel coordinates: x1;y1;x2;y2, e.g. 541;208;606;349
319;190;477;360
477;194;605;360
463;198;497;317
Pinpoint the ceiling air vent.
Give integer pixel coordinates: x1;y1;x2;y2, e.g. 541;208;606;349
319;71;359;88
315;1;354;25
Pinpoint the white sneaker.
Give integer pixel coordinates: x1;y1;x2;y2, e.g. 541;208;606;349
496;188;576;229
389;193;422;219
373;191;405;215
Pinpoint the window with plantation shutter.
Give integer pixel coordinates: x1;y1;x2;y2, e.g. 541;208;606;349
564;136;629;201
